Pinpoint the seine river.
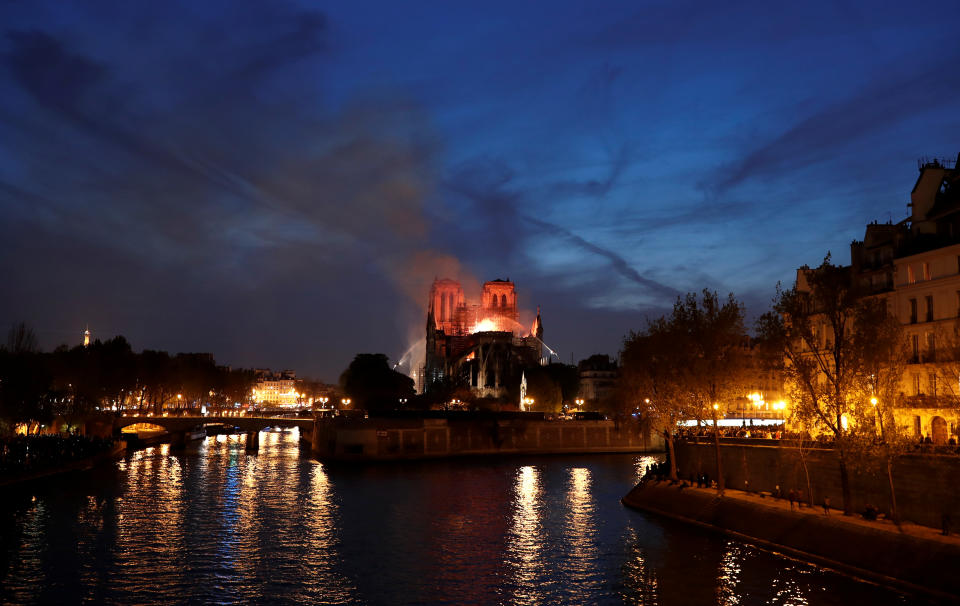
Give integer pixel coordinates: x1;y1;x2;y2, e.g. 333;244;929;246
0;430;928;605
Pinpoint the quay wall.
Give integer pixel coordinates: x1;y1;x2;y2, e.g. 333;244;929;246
675;441;960;529
310;418;662;461
622;482;960;601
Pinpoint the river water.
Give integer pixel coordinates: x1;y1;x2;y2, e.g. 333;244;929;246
0;430;929;605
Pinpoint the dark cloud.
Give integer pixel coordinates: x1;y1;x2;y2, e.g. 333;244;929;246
708;53;960;195
2;0;958;380
4;30;107;119
521;215;680;300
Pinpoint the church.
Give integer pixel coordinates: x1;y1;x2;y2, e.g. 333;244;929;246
422;278;544;401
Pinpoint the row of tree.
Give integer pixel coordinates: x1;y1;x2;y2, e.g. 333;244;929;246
619;257;933;519
0;324;257;430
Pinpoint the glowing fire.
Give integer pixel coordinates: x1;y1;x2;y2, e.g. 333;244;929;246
472;318;500;332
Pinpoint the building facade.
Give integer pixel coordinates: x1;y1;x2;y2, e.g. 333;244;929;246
252;369;301;407
800;155;960;443
577;354;618;408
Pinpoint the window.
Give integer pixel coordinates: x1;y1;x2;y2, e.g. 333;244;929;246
501;294;507;308
491;295;498;308
926;295;934;322
928;372;938;396
907;265;916;284
910;298;918;324
926;332;936;361
923;262;931;281
913;373;922;396
912;334;920;363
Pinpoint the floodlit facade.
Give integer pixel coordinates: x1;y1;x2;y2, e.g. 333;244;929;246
801;155;960;443
252;369;300;407
423;278;544;399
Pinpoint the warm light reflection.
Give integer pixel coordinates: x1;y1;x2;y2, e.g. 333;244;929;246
564;467;598;591
620;526;660;604
716;541;744;605
506;465;543;604
303;462;355;601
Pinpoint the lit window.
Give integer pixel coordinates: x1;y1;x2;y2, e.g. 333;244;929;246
907;266;916;284
923;262;930;281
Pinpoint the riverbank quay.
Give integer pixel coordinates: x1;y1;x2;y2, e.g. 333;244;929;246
622;481;960;602
676;439;960;529
0;439;126;488
308;413;663;461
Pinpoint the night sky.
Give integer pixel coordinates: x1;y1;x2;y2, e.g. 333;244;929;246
2;1;958;381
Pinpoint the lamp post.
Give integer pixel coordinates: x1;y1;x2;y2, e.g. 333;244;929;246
870;396;885;439
871;395;899;524
712;402;725;497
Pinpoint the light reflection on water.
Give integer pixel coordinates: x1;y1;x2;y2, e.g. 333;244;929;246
506;465;543;604
0;432;924;605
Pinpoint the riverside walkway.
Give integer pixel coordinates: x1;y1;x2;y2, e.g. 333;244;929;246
623;480;960;601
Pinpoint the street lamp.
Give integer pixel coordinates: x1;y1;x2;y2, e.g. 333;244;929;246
712;402;725;496
871;396;885;438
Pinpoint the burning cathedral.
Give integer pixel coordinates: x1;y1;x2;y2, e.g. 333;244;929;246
422;278;544;399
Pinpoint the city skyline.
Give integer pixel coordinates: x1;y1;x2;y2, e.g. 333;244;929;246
2;1;959;381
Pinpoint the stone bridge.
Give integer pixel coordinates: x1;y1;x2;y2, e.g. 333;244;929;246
115;415;313;433
115;415;313;449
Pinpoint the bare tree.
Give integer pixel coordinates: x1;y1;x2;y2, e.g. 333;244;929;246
757;257;902;515
621;317;689;480
621;291;749;489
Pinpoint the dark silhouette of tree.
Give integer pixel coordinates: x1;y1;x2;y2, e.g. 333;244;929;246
621;291;748;486
340;354;415;413
620;315;688;480
522;363;579;412
0;323;51;427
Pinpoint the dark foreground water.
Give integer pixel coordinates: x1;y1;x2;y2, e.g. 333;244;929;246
0;430;928;605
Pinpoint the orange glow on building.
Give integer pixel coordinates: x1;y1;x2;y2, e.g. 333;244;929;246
423;278;544;399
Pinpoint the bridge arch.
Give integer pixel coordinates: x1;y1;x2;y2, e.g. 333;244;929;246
119;421;167;433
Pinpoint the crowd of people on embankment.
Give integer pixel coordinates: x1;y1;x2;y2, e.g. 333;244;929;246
637;460;893;524
0;434;118;477
676;424;960;454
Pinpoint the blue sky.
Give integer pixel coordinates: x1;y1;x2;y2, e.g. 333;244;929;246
1;0;958;381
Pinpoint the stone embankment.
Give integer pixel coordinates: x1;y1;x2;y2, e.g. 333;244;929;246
622;481;960;602
0;440;126;487
309;417;661;461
